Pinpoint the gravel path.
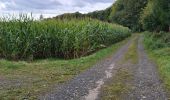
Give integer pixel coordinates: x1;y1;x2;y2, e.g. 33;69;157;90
127;35;167;100
40;38;133;100
40;35;167;100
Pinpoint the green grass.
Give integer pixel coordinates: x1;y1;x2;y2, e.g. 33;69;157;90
101;68;132;100
123;34;139;64
145;48;170;96
143;31;170;97
0;37;130;99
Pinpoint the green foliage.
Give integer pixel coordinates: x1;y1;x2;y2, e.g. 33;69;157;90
109;0;148;31
140;0;170;31
144;31;170;49
55;0;148;32
86;7;112;21
144;32;170;95
52;12;85;20
52;8;112;22
52;0;169;32
0;37;129;99
0;15;131;60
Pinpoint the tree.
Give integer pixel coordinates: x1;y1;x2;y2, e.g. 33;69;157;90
109;0;148;31
140;0;170;32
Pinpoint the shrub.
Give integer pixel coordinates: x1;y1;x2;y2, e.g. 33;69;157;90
144;31;170;49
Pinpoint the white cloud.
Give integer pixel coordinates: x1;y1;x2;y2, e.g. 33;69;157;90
0;1;6;10
0;0;114;18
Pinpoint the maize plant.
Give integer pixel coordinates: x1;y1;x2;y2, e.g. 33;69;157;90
0;15;131;60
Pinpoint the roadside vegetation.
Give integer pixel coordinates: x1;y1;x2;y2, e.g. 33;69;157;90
0;37;130;99
144;31;170;95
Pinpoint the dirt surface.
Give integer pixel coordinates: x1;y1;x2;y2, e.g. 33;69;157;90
0;77;23;92
39;37;133;100
0;35;167;100
39;34;167;100
126;35;167;100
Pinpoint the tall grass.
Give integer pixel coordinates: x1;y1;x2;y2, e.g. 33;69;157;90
144;31;170;49
143;32;170;95
0;15;131;60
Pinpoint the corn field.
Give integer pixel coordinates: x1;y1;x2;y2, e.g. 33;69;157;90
0;15;131;60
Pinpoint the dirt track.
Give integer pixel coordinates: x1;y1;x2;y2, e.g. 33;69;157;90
126;35;167;100
40;35;167;100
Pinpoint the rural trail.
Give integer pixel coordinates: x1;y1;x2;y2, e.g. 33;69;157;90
126;35;167;100
40;35;167;100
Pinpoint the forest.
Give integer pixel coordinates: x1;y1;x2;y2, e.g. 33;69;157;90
54;0;170;32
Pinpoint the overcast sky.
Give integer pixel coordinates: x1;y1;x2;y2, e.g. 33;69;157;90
0;0;114;19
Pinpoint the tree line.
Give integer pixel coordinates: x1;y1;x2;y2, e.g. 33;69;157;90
52;0;170;32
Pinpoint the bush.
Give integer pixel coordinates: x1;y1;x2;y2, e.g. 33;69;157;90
144;31;170;49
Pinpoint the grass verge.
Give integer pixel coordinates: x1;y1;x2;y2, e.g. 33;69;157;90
145;48;170;96
143;31;170;97
0;37;130;99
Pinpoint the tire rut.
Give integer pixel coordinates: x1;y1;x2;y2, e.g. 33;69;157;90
40;34;167;100
39;37;133;100
127;35;167;100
